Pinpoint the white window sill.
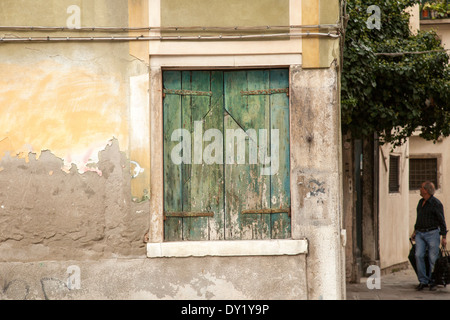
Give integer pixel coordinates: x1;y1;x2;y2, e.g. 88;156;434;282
146;239;308;258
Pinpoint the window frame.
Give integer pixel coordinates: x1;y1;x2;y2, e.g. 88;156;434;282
388;155;400;193
408;155;440;191
147;61;308;258
146;0;310;257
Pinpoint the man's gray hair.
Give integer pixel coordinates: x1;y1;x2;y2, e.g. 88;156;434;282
423;181;436;195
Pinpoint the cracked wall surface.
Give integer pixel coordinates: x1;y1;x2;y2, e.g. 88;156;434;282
0;256;307;300
0;0;151;261
0;139;149;261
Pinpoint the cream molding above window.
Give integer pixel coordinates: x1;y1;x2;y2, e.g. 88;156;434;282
147;239;308;258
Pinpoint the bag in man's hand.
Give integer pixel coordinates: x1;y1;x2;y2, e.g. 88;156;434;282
432;248;450;287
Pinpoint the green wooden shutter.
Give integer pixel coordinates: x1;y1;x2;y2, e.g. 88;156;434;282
163;69;290;241
269;69;291;239
163;70;183;241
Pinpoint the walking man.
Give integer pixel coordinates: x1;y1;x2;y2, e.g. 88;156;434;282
411;181;447;291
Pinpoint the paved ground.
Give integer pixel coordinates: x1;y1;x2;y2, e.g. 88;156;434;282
346;266;450;300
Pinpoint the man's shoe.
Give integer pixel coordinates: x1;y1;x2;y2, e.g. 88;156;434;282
429;284;438;291
416;283;428;291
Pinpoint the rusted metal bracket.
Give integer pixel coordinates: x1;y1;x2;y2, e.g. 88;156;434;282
164;211;214;220
241;208;291;217
240;88;289;97
163;89;213;98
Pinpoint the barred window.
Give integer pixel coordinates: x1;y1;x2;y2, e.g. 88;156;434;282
409;158;438;190
389;155;400;193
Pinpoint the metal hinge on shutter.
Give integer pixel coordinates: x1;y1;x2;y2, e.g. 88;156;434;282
163;89;213;98
164;211;214;220
241;208;291;217
240;88;289;96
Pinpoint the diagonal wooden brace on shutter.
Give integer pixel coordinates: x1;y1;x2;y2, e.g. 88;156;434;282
240;88;289;96
164;211;214;221
163;89;213;98
241;208;291;217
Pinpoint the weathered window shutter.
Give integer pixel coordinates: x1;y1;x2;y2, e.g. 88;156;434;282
163;69;290;241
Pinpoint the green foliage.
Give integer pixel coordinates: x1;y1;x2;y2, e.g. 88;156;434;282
341;0;450;147
422;1;450;19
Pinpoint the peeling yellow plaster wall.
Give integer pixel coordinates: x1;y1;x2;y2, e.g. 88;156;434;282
0;0;151;200
301;0;320;68
301;0;340;68
129;74;150;201
128;0;151;201
128;0;149;64
0;60;128;173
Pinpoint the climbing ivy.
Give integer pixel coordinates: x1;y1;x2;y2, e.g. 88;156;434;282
341;0;450;147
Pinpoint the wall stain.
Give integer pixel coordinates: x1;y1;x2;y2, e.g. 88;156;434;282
306;179;326;197
0;138;150;261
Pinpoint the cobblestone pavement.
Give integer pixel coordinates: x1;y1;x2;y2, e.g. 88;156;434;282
346;266;450;300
